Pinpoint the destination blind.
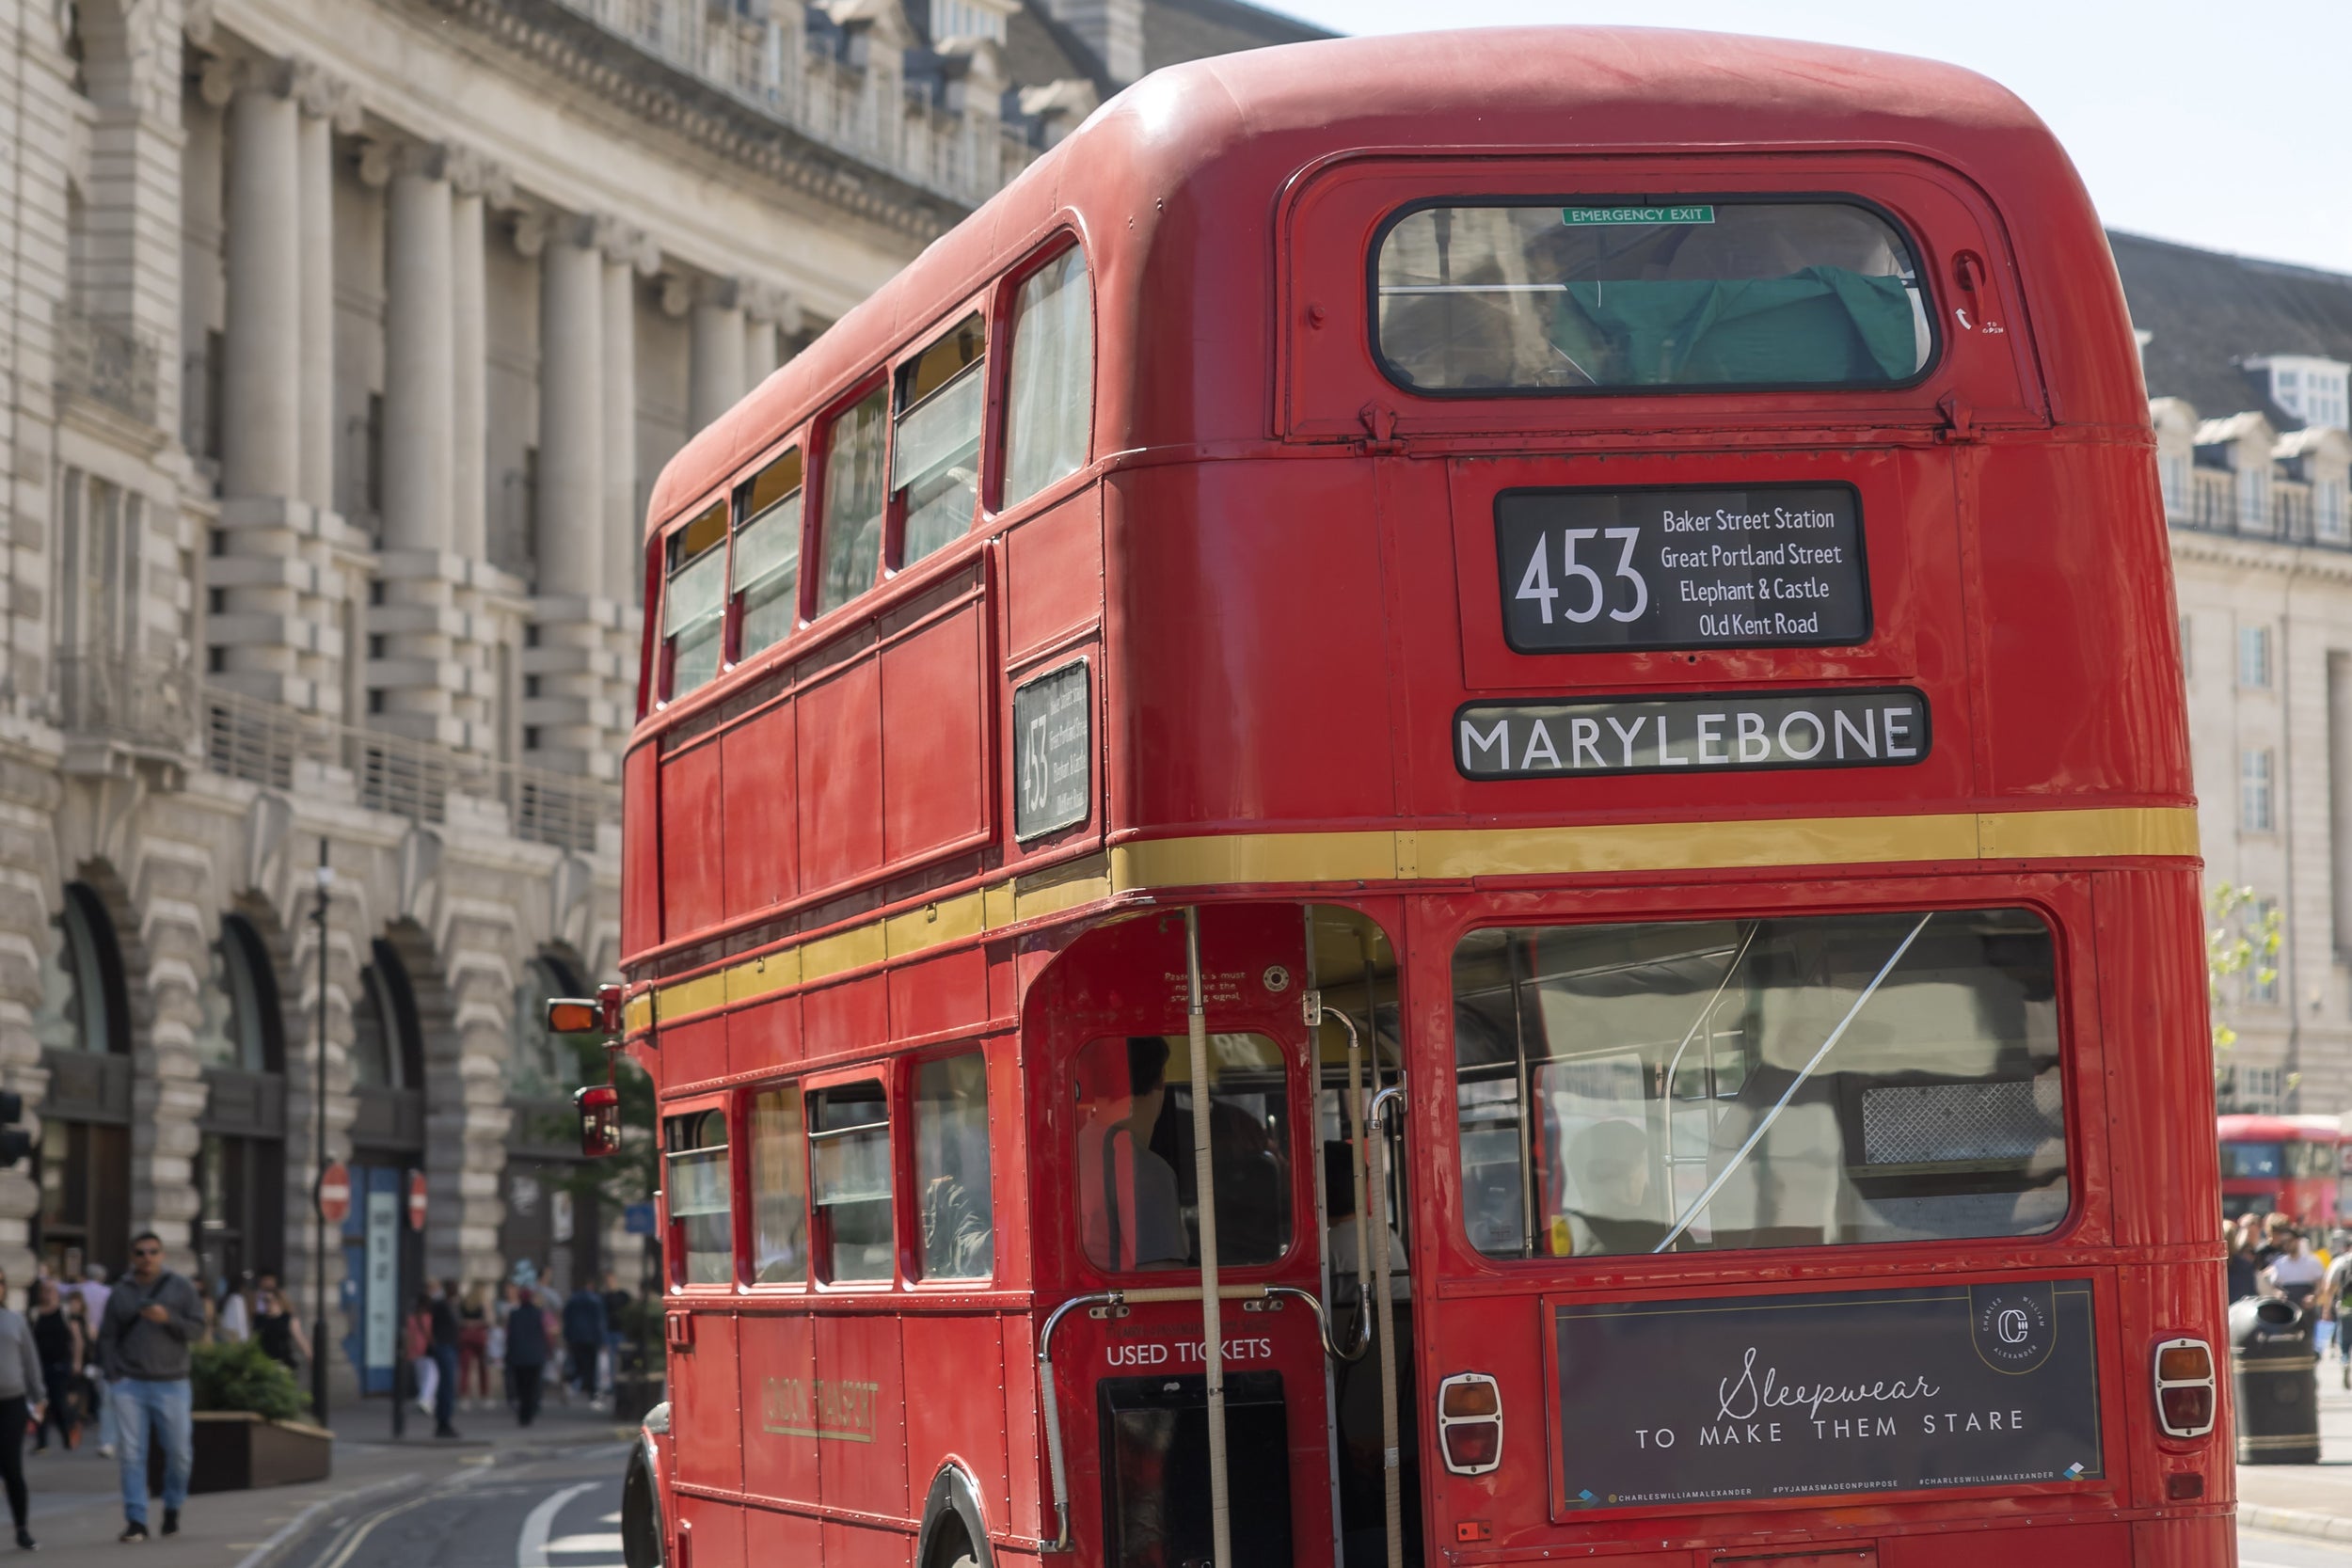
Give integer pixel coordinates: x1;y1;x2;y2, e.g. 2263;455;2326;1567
1496;483;1868;653
1456;688;1929;780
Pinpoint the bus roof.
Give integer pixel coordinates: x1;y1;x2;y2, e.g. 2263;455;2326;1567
648;25;2096;536
2218;1114;2342;1140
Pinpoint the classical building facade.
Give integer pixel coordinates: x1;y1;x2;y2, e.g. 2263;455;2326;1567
0;0;1317;1388
2120;231;2352;1118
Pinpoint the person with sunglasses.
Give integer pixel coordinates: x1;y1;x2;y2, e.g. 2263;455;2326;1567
93;1234;202;1544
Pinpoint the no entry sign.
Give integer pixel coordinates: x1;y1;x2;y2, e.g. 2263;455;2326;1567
406;1169;428;1232
316;1161;351;1226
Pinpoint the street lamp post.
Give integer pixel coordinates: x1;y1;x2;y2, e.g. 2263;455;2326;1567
310;841;333;1427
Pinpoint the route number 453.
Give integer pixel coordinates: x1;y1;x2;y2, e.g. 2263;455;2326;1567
1516;528;1648;625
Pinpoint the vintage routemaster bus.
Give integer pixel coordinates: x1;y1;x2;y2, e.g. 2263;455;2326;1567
2217;1115;2344;1227
588;25;2231;1568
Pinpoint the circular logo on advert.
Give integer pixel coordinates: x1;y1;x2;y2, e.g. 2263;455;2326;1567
1970;1285;2056;1372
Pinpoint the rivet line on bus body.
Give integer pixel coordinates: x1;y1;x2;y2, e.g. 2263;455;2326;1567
633;805;2198;1025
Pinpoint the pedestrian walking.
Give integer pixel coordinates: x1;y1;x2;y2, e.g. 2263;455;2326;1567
94;1233;203;1543
27;1279;81;1452
503;1283;550;1428
2266;1227;2328;1307
214;1275;251;1344
457;1284;491;1410
251;1276;309;1377
600;1271;630;1392
70;1265;114;1459
0;1269;48;1549
430;1280;462;1438
562;1281;608;1402
405;1294;438;1418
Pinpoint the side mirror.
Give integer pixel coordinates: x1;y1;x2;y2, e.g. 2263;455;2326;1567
548;984;624;1036
575;1083;622;1158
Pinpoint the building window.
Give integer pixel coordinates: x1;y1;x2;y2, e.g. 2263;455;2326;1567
2240;624;2273;689
2160;453;2189;515
2241;749;2275;833
32;884;126;1057
2179;613;2192;683
2320;478;2347;544
191;914;281;1074
511;954;584;1101
2242;463;2272;532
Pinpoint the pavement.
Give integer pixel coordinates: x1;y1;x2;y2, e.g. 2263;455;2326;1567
8;1386;634;1564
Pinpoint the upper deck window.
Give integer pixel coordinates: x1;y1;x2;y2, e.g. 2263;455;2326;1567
1002;246;1092;508
894;315;986;568
664;1106;732;1286
734;448;803;660
1454;907;2064;1259
662;499;729;700
1375;200;1931;394
815;386;888;616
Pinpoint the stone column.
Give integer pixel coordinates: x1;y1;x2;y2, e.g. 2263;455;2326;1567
537;225;606;598
602;257;639;612
741;282;800;395
451;189;490;562
290;67;355;514
221;72;302;499
744;316;779;389
382;150;455;553
690;282;746;433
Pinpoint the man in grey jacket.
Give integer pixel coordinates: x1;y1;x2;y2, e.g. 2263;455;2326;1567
95;1233;203;1544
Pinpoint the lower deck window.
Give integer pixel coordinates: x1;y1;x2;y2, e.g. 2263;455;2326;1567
809;1080;894;1282
664;1107;732;1286
1075;1033;1292;1273
1454;908;2065;1259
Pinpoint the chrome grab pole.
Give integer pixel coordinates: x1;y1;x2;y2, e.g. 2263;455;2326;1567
1307;997;1373;1360
1366;1079;1406;1568
1184;907;1232;1568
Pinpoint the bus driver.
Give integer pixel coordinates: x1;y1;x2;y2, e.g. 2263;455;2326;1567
1077;1036;1189;1271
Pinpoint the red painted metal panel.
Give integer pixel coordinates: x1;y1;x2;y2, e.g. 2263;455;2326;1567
1888;1523;2129;1568
797;657;883;897
661;1017;728;1091
812;1312;911;1521
1004;488;1103;663
747;1505;820;1566
884;947;987;1046
1000;1311;1042;1539
821;1521;911;1568
722;705;799;918
739;1310;818;1506
803;974;887;1063
660;742;725;940
903;1313;1010;1527
675;1496;746;1568
880;605;989;864
728;995;803;1078
672;1310;742;1493
620;743;660;963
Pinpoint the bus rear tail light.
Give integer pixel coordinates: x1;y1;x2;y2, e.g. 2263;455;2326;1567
2152;1338;2217;1438
1438;1372;1503;1476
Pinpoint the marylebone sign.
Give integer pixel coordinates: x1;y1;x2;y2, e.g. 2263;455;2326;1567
1456;688;1928;780
1553;1280;2102;1511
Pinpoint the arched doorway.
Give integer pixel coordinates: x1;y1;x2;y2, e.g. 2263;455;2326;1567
192;912;288;1296
344;938;425;1395
502;952;605;1293
32;882;133;1277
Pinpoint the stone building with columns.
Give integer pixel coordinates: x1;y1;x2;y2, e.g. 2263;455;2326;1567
0;0;1320;1392
2117;231;2352;1121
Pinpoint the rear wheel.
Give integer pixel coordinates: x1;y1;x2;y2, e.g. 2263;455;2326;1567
620;1446;664;1568
930;1518;979;1568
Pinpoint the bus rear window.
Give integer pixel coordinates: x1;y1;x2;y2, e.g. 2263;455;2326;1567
1454;907;2064;1259
1375;199;1931;394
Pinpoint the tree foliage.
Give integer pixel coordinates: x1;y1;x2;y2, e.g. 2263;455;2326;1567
192;1338;308;1422
2208;880;2283;1058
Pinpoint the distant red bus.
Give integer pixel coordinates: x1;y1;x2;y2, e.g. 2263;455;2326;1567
590;25;2229;1568
2218;1114;2344;1227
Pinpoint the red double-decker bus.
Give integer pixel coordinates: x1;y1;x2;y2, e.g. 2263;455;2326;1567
2217;1115;2344;1227
582;26;2229;1568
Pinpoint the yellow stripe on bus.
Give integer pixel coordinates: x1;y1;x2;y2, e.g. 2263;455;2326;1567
644;805;2198;1024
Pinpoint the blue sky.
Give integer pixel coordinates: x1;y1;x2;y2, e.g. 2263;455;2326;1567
1264;1;2352;275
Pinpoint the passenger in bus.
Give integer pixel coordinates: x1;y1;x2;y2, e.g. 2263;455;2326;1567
1564;1119;1669;1255
1323;1141;1406;1303
1076;1037;1188;1271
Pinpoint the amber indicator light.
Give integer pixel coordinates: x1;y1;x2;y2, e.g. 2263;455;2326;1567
1442;1380;1502;1419
1455;1521;1494;1544
2156;1343;2213;1383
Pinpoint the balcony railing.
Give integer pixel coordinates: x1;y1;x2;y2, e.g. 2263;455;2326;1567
199;685;618;852
56;311;160;425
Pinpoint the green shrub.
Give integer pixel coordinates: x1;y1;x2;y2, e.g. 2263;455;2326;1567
191;1338;308;1422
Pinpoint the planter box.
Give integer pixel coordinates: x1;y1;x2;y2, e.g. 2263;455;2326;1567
147;1411;333;1495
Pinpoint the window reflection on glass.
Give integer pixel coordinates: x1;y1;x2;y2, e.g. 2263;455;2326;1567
815;388;889;615
352;964;401;1091
32;885;115;1056
665;1108;732;1287
748;1085;808;1286
1454;908;2065;1259
1375;200;1931;393
663;500;728;699
193;916;274;1073
914;1052;993;1279
734;449;803;659
1003;247;1092;509
809;1080;893;1282
1074;1033;1291;1273
894;316;985;567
